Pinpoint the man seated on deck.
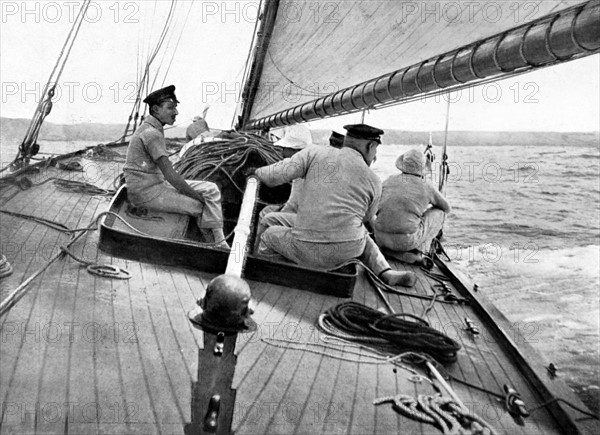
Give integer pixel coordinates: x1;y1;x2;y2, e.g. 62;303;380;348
372;148;451;264
254;124;314;248
253;124;417;287
123;85;229;248
253;129;348;252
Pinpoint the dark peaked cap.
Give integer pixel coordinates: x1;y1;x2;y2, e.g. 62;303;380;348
143;85;180;106
329;131;345;148
343;124;384;143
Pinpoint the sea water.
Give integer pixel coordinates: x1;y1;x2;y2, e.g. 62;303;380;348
373;144;600;414
2;140;599;413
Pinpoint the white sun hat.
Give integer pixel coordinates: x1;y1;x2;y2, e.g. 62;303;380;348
274;125;313;149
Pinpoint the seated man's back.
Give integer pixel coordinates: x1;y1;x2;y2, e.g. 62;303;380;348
373;148;450;263
255;124;416;288
259;145;380;243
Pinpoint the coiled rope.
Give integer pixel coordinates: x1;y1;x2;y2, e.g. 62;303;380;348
173;131;284;197
0;255;13;279
318;301;461;365
0;211;131;318
373;394;498;435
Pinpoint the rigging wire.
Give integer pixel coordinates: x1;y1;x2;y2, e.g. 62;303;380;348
159;1;195;88
4;0;91;171
439;96;451;194
147;0;179;91
20;0;90;144
119;0;179;141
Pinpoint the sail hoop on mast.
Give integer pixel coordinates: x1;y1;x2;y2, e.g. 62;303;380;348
238;0;599;131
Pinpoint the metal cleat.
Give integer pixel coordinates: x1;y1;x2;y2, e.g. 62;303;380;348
464;318;480;335
504;384;529;418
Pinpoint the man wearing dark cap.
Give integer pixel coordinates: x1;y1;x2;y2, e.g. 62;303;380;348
124;85;229;248
254;124;416;287
329;131;344;148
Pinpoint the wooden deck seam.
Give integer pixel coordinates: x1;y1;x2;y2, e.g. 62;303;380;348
152;266;196;381
125;260;164;434
232;284;298;388
0;189;93;427
168;268;205;350
259;292;329;433
35;193;98;435
139;262;187;422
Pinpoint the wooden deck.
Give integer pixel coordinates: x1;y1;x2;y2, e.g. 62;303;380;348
1;151;597;434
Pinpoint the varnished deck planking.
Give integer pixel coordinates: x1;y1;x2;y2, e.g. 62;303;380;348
1;152;595;435
408;262;520;435
1;189;92;431
36;196;107;435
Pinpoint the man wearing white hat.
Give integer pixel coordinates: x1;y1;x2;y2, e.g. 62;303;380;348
186;106;210;141
372;148;451;264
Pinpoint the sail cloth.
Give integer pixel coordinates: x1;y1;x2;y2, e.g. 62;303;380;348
239;0;599;130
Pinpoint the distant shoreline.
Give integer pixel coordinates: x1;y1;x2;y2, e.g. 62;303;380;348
2;117;598;148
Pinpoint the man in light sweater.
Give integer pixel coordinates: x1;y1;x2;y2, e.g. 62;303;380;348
123;86;229;248
254;124;416;287
372;148;451;264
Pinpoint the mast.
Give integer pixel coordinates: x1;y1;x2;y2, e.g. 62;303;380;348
236;0;281;130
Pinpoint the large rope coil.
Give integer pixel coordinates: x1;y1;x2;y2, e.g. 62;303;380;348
318;301;461;364
174;131;283;188
174;131;290;232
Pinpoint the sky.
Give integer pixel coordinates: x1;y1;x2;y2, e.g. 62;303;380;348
0;0;599;133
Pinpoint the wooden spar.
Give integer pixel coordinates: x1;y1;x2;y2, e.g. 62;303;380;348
226;176;259;277
243;0;599;130
187;177;260;435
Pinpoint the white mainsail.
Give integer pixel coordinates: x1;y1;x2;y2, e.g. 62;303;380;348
238;0;599;129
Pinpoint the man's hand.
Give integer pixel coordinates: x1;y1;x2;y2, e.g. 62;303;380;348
241;166;259;178
156;156;204;201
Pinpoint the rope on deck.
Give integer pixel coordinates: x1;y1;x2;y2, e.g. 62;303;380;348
317;301;461;365
373;394;498;435
0;255;13;279
0;211;130;318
